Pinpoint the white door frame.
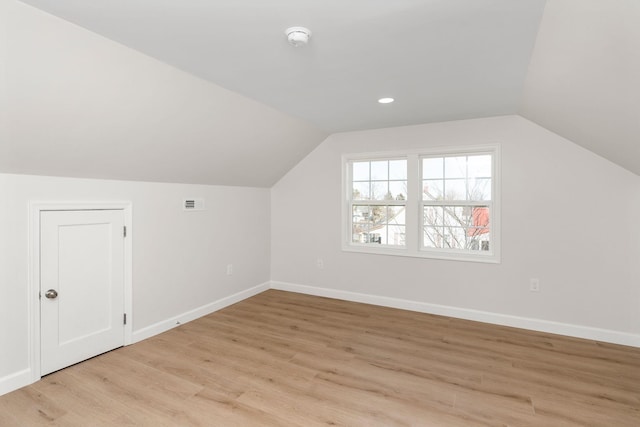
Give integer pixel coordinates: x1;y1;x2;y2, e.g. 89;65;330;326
28;201;133;382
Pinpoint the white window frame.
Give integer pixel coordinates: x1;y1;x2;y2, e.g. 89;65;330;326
342;144;500;263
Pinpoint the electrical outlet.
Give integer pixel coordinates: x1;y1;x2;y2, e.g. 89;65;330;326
529;278;540;292
226;264;233;276
316;258;324;269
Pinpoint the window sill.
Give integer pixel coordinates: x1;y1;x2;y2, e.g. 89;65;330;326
342;244;500;264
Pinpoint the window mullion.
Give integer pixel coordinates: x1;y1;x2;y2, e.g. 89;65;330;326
405;154;420;253
344;161;352;245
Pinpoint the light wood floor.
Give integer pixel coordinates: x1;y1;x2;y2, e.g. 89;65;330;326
1;290;639;426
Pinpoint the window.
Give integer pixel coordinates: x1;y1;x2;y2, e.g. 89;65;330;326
343;146;500;263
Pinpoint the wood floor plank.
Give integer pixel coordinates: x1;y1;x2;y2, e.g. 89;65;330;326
2;289;639;426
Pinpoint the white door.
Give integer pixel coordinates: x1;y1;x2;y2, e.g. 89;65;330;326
40;209;125;375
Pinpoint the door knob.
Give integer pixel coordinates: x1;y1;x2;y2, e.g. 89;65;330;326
45;289;58;299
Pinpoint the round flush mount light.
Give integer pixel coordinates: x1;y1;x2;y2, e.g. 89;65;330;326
285;26;312;47
378;97;395;104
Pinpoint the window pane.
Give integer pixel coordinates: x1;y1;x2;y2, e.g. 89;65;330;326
445;156;466;179
388;206;405;225
352;205;370;243
352;204;406;247
468;231;490;251
423;226;443;248
444;179;466;200
353;205;372;222
443;227;466;249
467;207;490;250
469;206;490;233
372;228;386;245
423;206;444;226
444;206;469;227
371;181;388;200
467;226;490;239
468;155;491;178
388;225;405;246
371;205;387;225
389;181;407;201
352;162;369;181
352;181;370;200
352;229;367;243
423;179;443;200
389;160;407;180
356;232;381;244
423;157;443;179
371;161;388;180
468;178;491;201
423;206;491;251
353;205;379;243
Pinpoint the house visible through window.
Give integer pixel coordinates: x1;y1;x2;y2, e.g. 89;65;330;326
343;146;500;263
350;159;407;246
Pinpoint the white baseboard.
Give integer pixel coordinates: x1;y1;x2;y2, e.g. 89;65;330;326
270;281;640;348
131;282;270;343
3;279;636;398
0;368;32;397
0;282;271;398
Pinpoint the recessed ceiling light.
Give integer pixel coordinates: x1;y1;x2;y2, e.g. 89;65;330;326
378;97;395;104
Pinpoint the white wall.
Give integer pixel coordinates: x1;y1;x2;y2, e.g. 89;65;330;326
0;0;277;395
271;115;640;343
521;0;640;175
0;173;270;392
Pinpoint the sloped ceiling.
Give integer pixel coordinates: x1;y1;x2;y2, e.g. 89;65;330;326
2;0;638;185
14;0;547;133
521;0;640;175
0;0;327;187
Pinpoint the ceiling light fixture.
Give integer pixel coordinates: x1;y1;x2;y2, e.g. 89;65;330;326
285;27;312;47
378;97;395;104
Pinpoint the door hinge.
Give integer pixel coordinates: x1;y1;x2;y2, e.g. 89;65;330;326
123;226;127;238
123;313;127;325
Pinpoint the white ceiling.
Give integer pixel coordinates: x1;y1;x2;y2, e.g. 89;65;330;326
5;0;639;182
16;0;547;133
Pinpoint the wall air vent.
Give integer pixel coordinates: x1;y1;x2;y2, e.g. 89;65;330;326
183;198;205;211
